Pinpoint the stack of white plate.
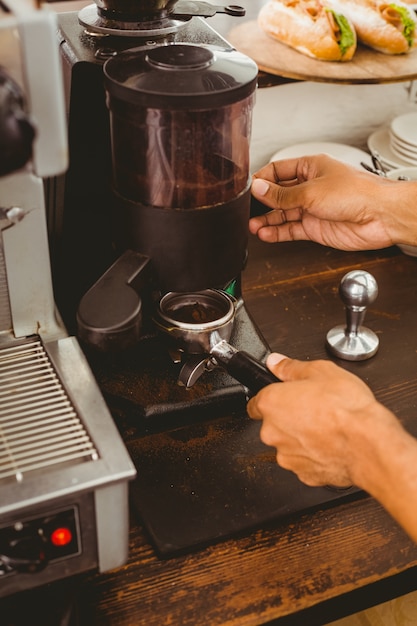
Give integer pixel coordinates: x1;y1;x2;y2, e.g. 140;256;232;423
389;112;417;165
368;112;417;171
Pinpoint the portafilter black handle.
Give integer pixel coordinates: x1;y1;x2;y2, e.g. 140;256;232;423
210;340;280;395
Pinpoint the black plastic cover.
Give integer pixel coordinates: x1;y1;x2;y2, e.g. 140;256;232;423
103;43;258;109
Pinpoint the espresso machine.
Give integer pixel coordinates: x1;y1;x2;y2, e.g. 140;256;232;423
0;0;136;598
49;1;361;555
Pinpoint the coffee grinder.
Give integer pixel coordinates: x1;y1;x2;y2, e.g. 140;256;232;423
53;4;278;423
51;4;360;556
75;40;283;408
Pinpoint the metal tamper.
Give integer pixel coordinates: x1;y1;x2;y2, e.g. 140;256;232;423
326;270;379;361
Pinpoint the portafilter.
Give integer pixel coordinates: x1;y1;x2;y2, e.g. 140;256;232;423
155;289;279;394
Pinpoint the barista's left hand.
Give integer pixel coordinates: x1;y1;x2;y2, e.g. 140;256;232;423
249;154;417;251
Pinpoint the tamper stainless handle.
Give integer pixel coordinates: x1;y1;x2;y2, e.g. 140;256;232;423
326;270;379;361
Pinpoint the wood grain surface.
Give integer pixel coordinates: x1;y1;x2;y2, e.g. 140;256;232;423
228;20;417;84
75;498;417;626
75;242;417;625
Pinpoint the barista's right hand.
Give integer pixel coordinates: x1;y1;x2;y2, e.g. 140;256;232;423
247;353;383;489
249;154;417;251
247;352;417;544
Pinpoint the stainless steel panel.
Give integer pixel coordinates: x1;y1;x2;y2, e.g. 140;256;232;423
0;336;99;482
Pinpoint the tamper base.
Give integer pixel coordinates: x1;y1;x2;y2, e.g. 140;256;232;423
326;325;379;361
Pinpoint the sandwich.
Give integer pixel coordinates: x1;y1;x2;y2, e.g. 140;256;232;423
326;0;417;54
258;0;357;61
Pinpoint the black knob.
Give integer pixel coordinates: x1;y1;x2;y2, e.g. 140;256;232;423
0;67;36;177
0;533;48;574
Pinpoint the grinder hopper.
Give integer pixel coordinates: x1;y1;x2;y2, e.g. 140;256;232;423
103;42;258;293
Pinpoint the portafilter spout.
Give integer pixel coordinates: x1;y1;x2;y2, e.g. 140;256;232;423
155;290;279;394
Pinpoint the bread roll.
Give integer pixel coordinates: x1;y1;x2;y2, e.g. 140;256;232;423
258;0;357;61
326;0;417;54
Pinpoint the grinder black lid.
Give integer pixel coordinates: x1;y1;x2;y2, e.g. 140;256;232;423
103;43;258;109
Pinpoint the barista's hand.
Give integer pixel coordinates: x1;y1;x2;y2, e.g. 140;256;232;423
247;353;417;543
247;353;396;488
250;154;417;250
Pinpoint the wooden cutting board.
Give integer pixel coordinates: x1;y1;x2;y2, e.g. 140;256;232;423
228;20;417;84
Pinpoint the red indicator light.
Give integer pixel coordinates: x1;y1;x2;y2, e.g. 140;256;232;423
50;527;72;547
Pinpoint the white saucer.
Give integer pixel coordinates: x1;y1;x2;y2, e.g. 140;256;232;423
269;142;373;169
389;130;417;155
367;127;413;170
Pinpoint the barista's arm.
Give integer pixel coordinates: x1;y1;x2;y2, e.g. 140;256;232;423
247;354;417;543
249;154;417;251
360;413;417;544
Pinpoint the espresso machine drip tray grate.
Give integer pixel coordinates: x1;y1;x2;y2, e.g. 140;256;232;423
0;336;99;483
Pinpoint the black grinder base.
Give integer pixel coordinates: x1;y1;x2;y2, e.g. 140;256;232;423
127;414;362;556
85;302;268;425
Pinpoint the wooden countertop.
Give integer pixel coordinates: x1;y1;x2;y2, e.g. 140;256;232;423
76;239;417;625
